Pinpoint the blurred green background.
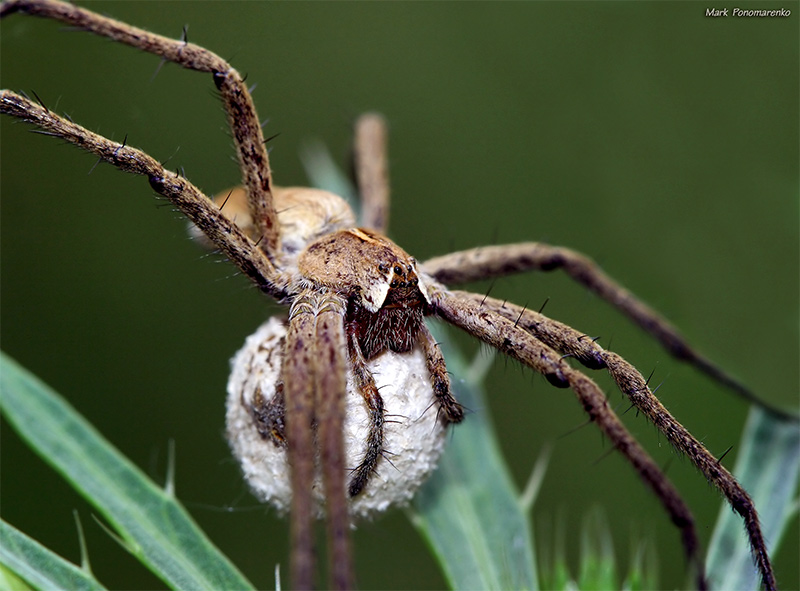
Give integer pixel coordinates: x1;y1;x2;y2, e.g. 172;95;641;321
1;2;797;589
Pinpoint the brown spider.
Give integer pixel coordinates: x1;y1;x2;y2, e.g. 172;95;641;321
1;1;792;589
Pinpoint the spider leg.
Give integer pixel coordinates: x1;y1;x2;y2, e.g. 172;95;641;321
282;294;319;591
464;291;777;590
429;287;708;590
283;291;354;591
313;295;353;591
345;325;386;497
353;113;390;233
1;0;281;257
421;243;794;418
417;322;464;424
0;91;289;298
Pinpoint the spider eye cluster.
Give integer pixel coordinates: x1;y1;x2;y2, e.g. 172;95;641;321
388;262;420;290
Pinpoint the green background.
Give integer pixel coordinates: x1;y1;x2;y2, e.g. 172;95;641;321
1;2;797;589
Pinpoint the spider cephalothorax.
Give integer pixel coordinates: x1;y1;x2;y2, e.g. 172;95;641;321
299;228;430;359
1;2;787;590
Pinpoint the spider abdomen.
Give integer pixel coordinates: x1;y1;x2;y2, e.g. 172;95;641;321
226;317;446;520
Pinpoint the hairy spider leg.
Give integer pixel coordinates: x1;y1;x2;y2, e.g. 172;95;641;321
422;243;795;420
313;295;351;591
417;322;464;424
344;326;387;497
353;113;391;233
472;292;776;590
282;292;353;591
429;286;710;590
0;0;281;256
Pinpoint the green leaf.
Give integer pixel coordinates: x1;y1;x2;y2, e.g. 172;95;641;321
705;405;800;590
0;352;254;591
409;324;538;591
0;519;105;591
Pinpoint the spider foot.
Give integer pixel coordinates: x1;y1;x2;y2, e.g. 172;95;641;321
348;456;378;498
435;391;464;424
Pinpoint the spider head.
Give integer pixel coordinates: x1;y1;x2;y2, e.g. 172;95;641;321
298;227;430;313
380;259;426;309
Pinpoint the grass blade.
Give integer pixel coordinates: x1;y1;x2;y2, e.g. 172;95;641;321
0;352;254;591
0;519;106;591
409;325;538;591
705;405;800;590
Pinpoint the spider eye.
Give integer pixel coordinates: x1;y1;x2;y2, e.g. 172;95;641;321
378;263;389;273
390;280;399;288
393;265;403;275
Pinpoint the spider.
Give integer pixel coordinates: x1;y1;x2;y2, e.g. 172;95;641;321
1;1;793;589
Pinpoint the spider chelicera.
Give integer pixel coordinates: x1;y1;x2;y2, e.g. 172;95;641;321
1;1;791;590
